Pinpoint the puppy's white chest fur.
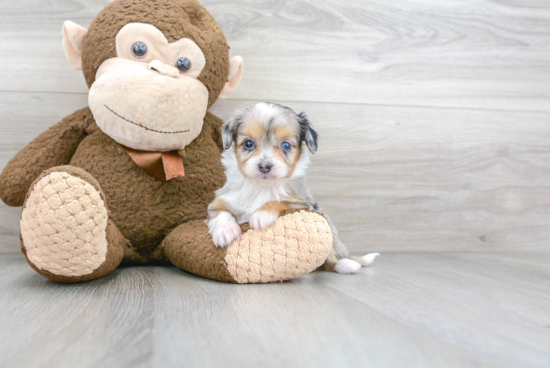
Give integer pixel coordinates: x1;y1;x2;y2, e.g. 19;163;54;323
227;186;284;223
217;150;298;223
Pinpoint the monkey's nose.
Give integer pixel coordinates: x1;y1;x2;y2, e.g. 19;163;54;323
149;60;179;78
259;162;273;173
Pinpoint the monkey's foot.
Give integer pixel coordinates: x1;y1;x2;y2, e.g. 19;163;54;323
20;166;125;282
163;210;333;283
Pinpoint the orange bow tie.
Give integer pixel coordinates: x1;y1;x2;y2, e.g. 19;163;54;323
121;145;185;182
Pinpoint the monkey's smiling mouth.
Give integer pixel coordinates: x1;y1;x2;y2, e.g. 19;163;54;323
104;104;190;134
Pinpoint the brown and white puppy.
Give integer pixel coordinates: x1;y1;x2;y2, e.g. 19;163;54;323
207;102;379;274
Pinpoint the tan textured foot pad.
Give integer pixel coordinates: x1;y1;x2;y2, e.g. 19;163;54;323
21;171;109;277
163;210;333;284
225;211;333;283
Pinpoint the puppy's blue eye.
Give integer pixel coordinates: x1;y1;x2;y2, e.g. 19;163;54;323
244;140;255;149
281;142;292;151
132;42;148;59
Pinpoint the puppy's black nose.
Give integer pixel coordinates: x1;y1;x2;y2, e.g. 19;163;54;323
259;162;272;173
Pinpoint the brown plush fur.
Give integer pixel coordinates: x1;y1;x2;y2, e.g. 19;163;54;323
162;219;239;283
81;0;229;108
71;108;225;258
0;108;92;207
4;107;225;262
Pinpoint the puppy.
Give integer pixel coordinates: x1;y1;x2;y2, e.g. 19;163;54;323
207;102;379;274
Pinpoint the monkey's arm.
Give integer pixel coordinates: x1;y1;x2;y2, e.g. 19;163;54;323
0;108;93;206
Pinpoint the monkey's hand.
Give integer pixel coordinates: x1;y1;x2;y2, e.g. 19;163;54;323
0;108;92;206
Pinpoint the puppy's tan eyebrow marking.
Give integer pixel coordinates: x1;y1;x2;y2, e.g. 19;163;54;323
104;104;190;134
240;122;265;141
273;125;296;141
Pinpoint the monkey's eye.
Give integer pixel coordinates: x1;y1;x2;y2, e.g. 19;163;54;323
132;42;148;59
281;142;292;151
243;140;255;150
176;57;192;72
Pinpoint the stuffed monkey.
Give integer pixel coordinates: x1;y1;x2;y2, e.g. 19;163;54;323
0;0;332;283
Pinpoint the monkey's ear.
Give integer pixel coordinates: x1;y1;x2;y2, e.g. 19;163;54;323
62;21;88;70
219;56;244;99
298;112;318;154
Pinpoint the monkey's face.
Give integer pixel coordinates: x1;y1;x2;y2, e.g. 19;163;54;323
88;23;209;151
62;0;244;152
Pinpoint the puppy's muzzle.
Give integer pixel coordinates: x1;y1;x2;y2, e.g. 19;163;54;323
258;162;273;174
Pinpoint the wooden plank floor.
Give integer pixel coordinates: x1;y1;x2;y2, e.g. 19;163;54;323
0;252;549;368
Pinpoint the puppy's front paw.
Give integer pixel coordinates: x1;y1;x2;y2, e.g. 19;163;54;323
208;213;242;247
250;210;279;230
212;222;241;247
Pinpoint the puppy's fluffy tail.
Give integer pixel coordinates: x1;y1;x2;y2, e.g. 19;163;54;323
322;253;380;274
350;253;380;267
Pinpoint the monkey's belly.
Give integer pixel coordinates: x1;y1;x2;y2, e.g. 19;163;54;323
69;129;224;256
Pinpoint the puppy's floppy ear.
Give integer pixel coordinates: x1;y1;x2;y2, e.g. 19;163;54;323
222;112;241;149
297;112;318;154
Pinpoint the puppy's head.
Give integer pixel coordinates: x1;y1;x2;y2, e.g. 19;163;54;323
222;102;318;184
